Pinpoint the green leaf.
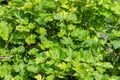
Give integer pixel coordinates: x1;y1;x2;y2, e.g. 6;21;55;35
81;39;94;47
13;75;22;80
10;46;25;54
0;63;11;77
35;27;47;35
103;62;113;68
45;16;53;22
17;46;25;54
71;28;80;37
0;21;12;40
21;2;33;10
27;65;39;73
35;17;45;25
28;48;39;55
16;23;35;32
16;25;30;32
61;37;73;45
45;68;54;74
112;29;120;37
0;0;3;3
46;75;55;80
39;39;57;50
93;71;103;80
0;8;4;16
111;2;120;15
111;40;120;49
71;29;89;40
96;67;105;74
67;24;76;31
49;48;60;59
16;18;29;25
35;74;43;80
53;13;64;20
28;23;35;29
44;1;56;9
10;32;29;44
0;48;8;56
57;29;66;37
78;30;89;40
57;62;66;70
66;13;77;21
25;34;37;44
14;62;25;72
0;0;120;79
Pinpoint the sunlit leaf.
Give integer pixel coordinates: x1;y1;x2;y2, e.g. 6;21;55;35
61;37;73;45
25;34;37;44
66;13;77;21
0;21;12;40
111;40;120;49
53;13;64;21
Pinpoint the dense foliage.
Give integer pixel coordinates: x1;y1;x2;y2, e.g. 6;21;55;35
0;0;120;80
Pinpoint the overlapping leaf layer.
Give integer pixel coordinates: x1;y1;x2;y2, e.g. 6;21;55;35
0;0;120;80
